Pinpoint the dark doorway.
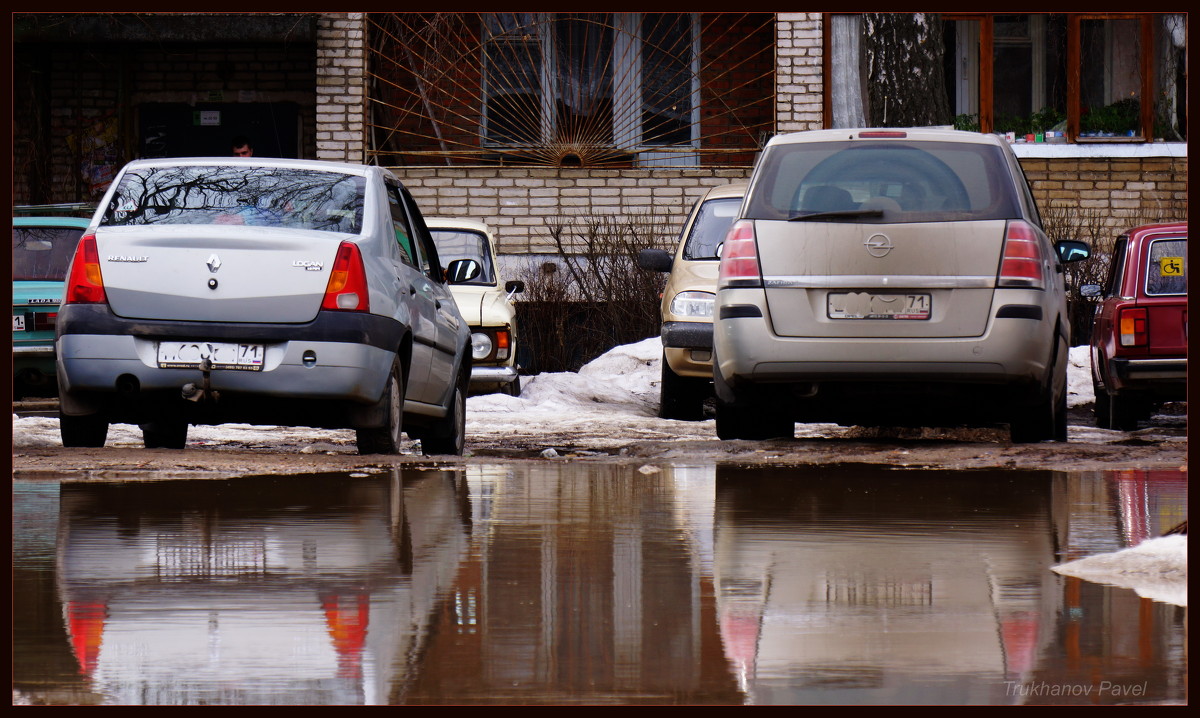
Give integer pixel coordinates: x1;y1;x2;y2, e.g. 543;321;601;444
138;102;300;159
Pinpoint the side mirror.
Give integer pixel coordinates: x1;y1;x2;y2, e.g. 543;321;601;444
445;258;482;284
637;248;673;273
1055;240;1090;264
1080;284;1102;298
505;280;525;295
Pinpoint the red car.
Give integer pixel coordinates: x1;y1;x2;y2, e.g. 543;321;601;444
1085;222;1187;430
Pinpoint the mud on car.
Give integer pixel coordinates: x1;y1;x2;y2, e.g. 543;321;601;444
56;157;475;455
713;128;1090;443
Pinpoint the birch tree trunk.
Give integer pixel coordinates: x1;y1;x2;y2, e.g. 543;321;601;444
863;13;951;128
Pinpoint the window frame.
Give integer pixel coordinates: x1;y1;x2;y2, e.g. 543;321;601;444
822;13;1167;143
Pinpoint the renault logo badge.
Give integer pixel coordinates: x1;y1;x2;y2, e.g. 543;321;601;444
207;254;222;273
864;233;894;258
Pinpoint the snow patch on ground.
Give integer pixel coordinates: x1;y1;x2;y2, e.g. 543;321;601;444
1053;534;1188;607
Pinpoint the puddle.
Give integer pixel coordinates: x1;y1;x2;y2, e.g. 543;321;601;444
12;464;1187;705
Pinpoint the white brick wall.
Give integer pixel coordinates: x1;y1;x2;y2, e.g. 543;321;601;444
316;13;366;164
775;12;824;134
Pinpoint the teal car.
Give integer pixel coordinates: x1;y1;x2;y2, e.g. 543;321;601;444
13;211;92;397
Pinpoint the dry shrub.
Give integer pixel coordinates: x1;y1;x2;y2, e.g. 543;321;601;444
515;210;674;373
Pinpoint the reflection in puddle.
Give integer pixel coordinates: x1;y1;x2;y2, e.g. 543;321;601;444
11;464;1187;705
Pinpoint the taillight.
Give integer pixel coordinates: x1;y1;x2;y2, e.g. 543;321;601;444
1118;307;1148;347
997;220;1046;290
64;234;107;304
717;220;763;289
322;242;370;311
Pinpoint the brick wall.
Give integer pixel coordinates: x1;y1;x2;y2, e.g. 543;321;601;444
389;167;753;254
774;12;824;133
316;13;367;164
1022;157;1189;231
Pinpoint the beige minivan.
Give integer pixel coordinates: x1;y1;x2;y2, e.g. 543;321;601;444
713;128;1089;442
639;182;746;420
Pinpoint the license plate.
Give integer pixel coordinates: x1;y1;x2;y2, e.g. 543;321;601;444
13;315;26;331
828;292;931;320
157;341;264;370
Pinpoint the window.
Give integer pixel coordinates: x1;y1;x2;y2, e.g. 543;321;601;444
826;13;1185;142
483;13;699;164
1146;238;1186;296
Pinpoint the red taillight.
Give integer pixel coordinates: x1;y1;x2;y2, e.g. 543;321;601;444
322;242;370;312
997;220;1046;289
64;234;107;304
858;131;908;139
1118;307;1148;347
718;220;763;288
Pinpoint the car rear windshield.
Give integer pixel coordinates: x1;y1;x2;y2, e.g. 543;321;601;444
1146;238;1187;296
430;229;496;285
683;197;741;260
12;225;86;281
744;140;1021;223
100;166;367;234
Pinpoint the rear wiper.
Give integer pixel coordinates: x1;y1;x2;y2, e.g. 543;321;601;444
787;208;884;222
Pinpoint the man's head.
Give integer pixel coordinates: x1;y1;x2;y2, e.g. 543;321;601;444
231;136;253;157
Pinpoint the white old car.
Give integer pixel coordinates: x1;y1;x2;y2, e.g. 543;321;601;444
428;217;524;396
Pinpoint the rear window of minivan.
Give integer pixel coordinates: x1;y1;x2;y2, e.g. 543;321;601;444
745;141;1021;223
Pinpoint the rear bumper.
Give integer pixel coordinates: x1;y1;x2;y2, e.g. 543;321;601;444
1108;357;1187;398
55;304;403;418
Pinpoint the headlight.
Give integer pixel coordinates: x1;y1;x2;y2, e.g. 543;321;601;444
471;332;494;360
669;291;715;318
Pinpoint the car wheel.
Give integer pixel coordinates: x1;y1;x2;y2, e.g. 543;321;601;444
422;381;466;456
357;359;404;455
502;374;522;397
1010;376;1067;443
142;417;188;449
60;411;109;448
715;389;793;441
659;354;707;421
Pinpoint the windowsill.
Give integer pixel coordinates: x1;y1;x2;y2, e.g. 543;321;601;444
1010;142;1186;159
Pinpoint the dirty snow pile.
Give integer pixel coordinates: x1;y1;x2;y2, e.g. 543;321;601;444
1053;535;1188;607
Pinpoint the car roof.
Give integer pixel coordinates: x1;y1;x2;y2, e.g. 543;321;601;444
1125;221;1187;236
425;217;493;234
701;182;748;201
114;156;385;178
13;216;92;228
766;127;1003;148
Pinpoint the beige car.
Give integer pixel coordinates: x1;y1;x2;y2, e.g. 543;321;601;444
428;218;524;396
639;182;746;420
713;128;1089;442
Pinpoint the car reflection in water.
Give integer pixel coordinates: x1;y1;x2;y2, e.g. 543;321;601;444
55;471;469;705
712;465;1187;705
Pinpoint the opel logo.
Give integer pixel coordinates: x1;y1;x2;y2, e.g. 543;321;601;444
206;254;222;273
864;233;894;258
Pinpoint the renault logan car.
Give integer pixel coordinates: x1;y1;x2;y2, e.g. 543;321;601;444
13;213;91;397
638;182;746;420
56;157;474;455
713;128;1089;443
427;217;524;396
1083;221;1187;430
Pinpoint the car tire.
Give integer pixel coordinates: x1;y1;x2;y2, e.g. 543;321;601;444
422;381;466;456
659;354;707;421
1010;376;1067;443
357;359;404;455
715;389;794;441
502;374;522;397
142;417;188;449
60;411;109;448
